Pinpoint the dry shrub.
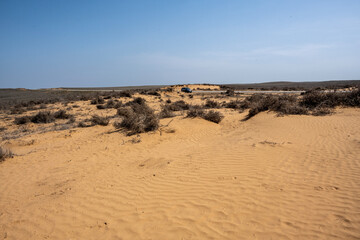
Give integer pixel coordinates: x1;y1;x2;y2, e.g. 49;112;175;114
14;116;31;125
159;105;175;119
244;94;308;120
10;107;26;115
53;110;72;119
97;104;106;109
204;110;224;123
105;99;116;108
78;121;92;128
118;90;133;98
226;89;235;96
0;146;13;162
90;115;109;126
301;89;360;109
186;109;223;123
205;100;220;108
312;107;332;116
186;109;205;118
91;96;105;105
165;100;190;111
114;98;159;135
223;100;247;110
31;111;55;123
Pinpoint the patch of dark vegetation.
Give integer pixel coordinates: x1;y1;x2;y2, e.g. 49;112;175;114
14;110;72;124
90;115;109;126
14;116;32;125
140;90;161;96
10;107;26;115
105;99;116;108
204;110;224;123
221;80;360;91
204;100;220;108
114;98;159;135
91;96;105;105
30;111;55;123
241;90;360;120
0;146;13;162
186;109;205;118
53;110;72;119
159;105;175;119
311;107;333;116
0;127;7;132
300;89;360;109
117;90;133;98
97;99;122;109
244;95;308;120
78;121;92;128
165;100;190;111
186;109;223;124
225;88;235;96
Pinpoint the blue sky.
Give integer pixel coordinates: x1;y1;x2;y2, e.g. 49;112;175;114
0;0;359;88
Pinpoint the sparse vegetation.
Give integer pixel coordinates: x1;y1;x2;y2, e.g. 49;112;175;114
165;100;190;111
186;109;223;124
114;98;159;135
0;146;13;162
205;100;220;108
91;96;105;105
159;105;175;119
90;115;109;126
203;110;224;123
186;109;205;118
54;110;72;119
14;110;72;125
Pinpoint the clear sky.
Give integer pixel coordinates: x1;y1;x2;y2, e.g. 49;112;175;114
1;0;359;88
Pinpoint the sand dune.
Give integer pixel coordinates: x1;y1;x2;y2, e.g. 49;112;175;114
1;104;360;239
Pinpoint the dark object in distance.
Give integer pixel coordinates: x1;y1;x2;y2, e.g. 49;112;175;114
181;87;192;93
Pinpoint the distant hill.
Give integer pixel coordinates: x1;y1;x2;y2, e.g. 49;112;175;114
221;80;360;90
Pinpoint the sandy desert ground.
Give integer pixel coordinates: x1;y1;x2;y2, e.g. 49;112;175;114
0;87;360;239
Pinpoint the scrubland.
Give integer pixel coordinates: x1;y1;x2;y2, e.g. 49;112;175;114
0;85;359;239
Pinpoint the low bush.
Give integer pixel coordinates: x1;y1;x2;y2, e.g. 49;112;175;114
159;105;175;119
223;100;247;110
97;104;106;109
91;96;105;105
31;111;55;123
118;90;132;98
90;115;109;126
301;89;360;109
204;110;224;123
114;99;159;135
205;100;220;108
105;99;116;108
78;121;92;128
165;100;190;111
186;109;205;118
0;146;13;162
53;110;72;119
311;107;332;116
14;116;32;125
186;109;223;123
226;89;235;96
